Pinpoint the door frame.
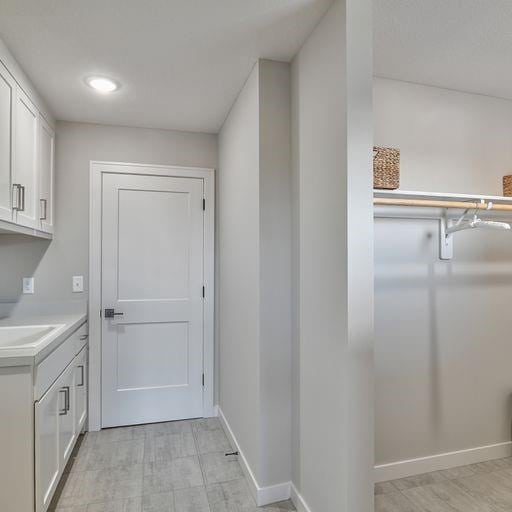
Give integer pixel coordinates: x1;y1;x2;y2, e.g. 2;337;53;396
88;161;215;431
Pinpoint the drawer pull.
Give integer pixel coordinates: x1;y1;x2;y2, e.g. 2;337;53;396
77;365;85;387
20;185;25;212
79;334;88;341
59;386;70;415
12;184;22;211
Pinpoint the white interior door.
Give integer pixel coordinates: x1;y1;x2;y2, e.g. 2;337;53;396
101;172;205;427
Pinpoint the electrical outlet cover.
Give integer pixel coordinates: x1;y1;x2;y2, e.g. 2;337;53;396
72;275;84;293
22;277;34;294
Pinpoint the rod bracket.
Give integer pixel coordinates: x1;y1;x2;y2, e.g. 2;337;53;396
439;214;453;260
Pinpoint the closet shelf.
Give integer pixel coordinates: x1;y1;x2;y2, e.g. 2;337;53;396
374;189;512;203
374;189;512;212
374;190;512;261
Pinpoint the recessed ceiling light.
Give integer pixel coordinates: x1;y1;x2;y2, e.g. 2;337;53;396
85;76;119;93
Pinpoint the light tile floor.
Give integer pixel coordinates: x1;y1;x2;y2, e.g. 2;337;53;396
50;417;296;512
375;457;512;511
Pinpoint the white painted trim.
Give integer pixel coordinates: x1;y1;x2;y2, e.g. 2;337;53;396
0;218;52;239
88;161;215;430
218;407;291;506
290;484;313;512
374;441;512;482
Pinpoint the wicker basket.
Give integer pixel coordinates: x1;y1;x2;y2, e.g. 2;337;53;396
503;175;512;197
374;147;400;190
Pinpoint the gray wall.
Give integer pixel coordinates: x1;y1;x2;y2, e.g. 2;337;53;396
218;59;292;488
374;77;512;465
0;121;217;305
291;1;373;510
258;60;292;486
218;62;262;479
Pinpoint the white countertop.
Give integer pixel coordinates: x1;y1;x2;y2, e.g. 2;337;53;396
0;312;87;367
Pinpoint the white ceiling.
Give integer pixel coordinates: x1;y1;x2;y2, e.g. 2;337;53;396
374;0;512;100
0;0;332;133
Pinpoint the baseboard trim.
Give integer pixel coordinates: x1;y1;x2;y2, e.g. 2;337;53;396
375;441;512;482
217;407;291;506
290;483;313;512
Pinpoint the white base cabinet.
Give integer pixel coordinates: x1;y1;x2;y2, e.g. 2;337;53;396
35;376;61;512
0;321;88;512
35;347;87;512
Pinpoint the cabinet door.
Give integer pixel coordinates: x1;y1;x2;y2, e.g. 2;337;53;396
35;377;62;512
13;86;38;228
0;63;14;222
75;347;88;432
38;115;54;233
59;363;77;466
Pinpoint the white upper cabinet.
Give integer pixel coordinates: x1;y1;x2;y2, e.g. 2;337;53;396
0;62;14;222
13;87;39;229
39;115;54;233
0;42;55;237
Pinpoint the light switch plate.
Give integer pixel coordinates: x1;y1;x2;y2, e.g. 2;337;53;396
72;275;84;293
22;277;34;294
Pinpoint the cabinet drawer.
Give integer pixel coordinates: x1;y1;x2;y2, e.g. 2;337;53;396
34;322;86;401
74;322;88;355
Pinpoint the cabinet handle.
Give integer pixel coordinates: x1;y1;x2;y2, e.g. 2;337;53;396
40;198;47;220
59;386;70;415
79;334;88;341
12;184;22;211
77;365;85;387
21;186;25;212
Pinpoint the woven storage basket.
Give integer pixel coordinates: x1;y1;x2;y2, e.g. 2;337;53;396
503;175;512;197
374;146;400;189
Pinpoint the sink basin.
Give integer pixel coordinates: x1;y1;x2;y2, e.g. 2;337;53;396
0;324;65;349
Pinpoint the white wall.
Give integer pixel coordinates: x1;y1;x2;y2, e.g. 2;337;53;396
374;78;512;467
0;121;217;304
218;59;292;490
291;1;373;511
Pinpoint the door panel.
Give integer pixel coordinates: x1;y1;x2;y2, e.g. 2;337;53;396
0;63;14;222
13;87;38;228
58;364;76;465
38;115;54;233
101;173;204;427
35;381;60;512
75;347;88;431
116;322;190;389
117;188;191;299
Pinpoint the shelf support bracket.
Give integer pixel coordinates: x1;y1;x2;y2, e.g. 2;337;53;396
439;212;453;260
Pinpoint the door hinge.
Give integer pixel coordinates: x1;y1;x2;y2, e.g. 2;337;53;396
202;198;206;211
202;373;205;386
202;285;205;298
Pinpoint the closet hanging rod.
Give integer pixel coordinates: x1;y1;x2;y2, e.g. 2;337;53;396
374;197;512;212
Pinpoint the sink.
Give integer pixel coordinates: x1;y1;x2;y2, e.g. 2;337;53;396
0;324;65;349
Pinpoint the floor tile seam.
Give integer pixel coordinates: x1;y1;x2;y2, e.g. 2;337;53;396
192;425;210;487
399;487;461;512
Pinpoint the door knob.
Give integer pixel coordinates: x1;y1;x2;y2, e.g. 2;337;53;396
104;308;124;318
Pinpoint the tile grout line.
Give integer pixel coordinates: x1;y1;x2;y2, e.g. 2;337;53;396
190;420;213;512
